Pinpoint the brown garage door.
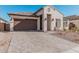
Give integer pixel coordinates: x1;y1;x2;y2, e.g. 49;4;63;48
14;19;37;31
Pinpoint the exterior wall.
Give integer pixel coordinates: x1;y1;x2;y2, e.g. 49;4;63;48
0;20;6;31
37;17;40;30
63;19;69;30
5;24;10;31
0;23;4;31
35;9;44;31
69;20;79;29
10;18;14;31
43;6;64;31
54;10;64;30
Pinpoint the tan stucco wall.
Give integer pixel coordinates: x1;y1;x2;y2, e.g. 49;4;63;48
43;6;64;31
10;18;14;31
63;19;69;30
35;6;64;32
0;23;5;31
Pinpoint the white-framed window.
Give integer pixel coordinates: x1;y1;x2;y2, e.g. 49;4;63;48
63;20;68;27
48;8;50;12
56;19;61;28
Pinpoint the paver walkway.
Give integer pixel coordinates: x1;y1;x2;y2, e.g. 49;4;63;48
7;32;79;53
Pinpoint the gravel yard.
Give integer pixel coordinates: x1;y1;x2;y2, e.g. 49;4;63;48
50;31;79;44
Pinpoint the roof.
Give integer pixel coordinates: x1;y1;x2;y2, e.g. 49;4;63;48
65;15;79;20
9;12;33;16
52;6;64;16
8;12;39;17
33;8;43;15
33;5;64;16
8;5;64;18
0;17;8;23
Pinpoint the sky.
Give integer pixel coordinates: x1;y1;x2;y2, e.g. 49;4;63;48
0;5;79;21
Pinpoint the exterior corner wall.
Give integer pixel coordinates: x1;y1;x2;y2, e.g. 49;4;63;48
65;19;69;30
37;17;40;30
50;16;56;31
0;23;5;31
60;17;64;30
54;10;64;31
42;14;47;32
10;18;14;31
43;6;64;31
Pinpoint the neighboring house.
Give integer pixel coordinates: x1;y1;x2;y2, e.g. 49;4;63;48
0;18;7;31
9;5;64;32
65;15;79;30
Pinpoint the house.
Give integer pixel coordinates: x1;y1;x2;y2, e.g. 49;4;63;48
65;15;79;30
9;5;65;32
0;18;8;31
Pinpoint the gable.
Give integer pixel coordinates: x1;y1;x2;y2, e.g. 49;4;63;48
0;18;7;23
44;5;64;17
34;5;64;17
33;8;44;16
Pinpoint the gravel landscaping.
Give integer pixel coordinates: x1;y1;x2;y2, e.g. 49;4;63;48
51;31;79;44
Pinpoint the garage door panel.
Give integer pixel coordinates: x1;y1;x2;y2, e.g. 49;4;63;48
14;19;37;31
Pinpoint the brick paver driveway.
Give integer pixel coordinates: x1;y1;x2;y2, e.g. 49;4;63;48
7;31;79;53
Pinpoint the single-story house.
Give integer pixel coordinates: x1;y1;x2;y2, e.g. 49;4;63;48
9;5;66;32
0;18;7;31
0;18;10;31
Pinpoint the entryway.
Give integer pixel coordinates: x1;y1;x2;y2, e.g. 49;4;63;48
40;15;43;30
47;14;51;31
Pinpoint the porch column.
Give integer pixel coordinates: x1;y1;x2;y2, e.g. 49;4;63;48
37;17;40;30
42;14;47;32
54;18;56;30
60;18;64;30
10;18;14;31
67;19;70;30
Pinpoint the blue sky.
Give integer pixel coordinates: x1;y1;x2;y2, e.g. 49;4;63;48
0;5;79;21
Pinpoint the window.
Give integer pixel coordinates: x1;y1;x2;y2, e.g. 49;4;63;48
63;18;68;27
48;8;50;12
63;21;68;27
56;19;61;28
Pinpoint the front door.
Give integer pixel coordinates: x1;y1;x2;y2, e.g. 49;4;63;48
47;14;51;31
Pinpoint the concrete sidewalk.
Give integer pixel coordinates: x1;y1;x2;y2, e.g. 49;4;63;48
8;32;79;53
